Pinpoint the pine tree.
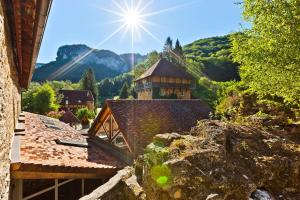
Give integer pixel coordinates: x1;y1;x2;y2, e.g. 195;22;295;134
174;39;183;57
80;68;98;106
119;82;129;99
163;37;173;52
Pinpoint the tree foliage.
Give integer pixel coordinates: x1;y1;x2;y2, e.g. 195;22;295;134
133;51;160;79
119;82;129;99
98;72;132;103
76;107;95;126
163;37;173;52
22;83;60;115
184;35;240;82
80;68;99;106
174;39;183;57
231;0;300;103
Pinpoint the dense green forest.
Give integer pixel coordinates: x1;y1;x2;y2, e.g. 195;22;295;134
184;35;240;81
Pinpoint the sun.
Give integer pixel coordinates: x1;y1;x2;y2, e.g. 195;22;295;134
124;10;141;26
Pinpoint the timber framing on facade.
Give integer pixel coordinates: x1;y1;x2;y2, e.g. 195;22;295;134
134;58;194;100
89;105;132;153
4;0;52;88
89;99;211;156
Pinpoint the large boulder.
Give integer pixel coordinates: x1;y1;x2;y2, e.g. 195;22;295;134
140;120;300;200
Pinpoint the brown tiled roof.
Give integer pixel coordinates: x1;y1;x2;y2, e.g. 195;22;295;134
59;110;80;124
90;100;211;155
12;112;124;176
59;90;94;105
135;58;194;81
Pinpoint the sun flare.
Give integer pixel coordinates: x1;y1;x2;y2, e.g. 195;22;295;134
124;10;141;26
47;0;196;80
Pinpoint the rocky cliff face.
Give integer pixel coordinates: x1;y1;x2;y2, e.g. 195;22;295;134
33;44;146;82
81;120;300;200
56;45;131;73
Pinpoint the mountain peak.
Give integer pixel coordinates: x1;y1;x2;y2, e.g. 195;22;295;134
33;44;146;82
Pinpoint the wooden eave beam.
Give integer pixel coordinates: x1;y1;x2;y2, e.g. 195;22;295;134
11;171;116;179
91;107;111;135
7;0;52;88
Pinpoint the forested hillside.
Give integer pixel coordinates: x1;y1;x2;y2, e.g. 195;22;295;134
184;35;240;81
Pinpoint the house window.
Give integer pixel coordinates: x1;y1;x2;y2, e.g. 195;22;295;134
180;88;184;96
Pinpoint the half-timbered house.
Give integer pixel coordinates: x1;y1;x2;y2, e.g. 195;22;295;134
89;99;211;156
134;58;194;100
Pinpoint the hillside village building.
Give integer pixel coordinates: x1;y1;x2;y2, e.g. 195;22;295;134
59;90;94;111
134;58;194;100
89;100;211;156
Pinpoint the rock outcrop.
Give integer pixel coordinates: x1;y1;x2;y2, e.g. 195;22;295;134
81;120;300;200
33;44;146;82
139;120;300;199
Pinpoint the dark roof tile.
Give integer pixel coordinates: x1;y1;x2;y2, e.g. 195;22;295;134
59;110;80;124
59;90;94;105
90;100;211;155
135;58;194;81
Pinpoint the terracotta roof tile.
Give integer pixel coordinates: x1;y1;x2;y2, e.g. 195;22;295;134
16;112;124;172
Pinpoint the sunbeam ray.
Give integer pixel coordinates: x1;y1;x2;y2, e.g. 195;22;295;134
112;0;127;13
139;0;154;13
138;24;163;45
48;23;128;80
140;1;198;18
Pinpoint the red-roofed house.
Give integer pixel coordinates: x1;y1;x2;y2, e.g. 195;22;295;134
11;112;128;200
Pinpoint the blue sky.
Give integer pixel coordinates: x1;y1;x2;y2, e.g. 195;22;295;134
37;0;246;63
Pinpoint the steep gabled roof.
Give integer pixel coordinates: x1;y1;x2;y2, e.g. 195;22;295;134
135;58;194;81
59;90;94;105
59;110;80;124
90;100;211;155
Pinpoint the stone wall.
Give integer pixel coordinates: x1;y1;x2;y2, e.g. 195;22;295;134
0;1;21;199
